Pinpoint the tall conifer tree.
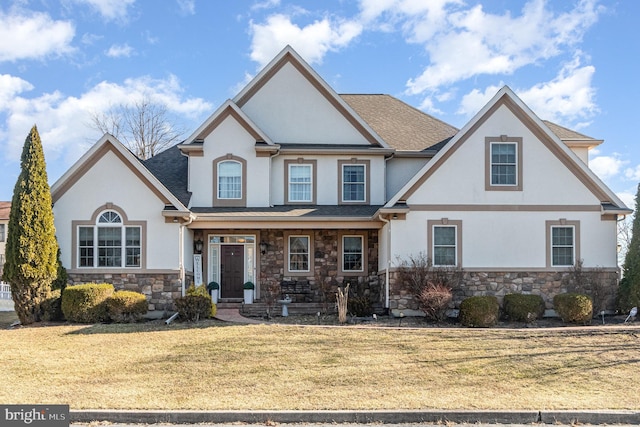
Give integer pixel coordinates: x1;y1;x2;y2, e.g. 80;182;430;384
2;125;58;324
619;183;640;312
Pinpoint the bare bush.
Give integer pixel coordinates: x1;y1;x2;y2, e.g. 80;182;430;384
417;282;453;322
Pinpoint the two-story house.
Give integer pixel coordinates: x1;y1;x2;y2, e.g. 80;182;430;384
51;46;630;313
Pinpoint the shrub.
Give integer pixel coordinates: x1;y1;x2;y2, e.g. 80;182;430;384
42;289;64;321
417;282;453;322
503;293;545;323
554;293;593;325
347;280;374;317
107;291;148;323
177;284;214;321
459;295;500;327
61;283;115;323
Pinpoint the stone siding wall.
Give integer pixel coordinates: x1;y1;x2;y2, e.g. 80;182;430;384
67;272;189;311
259;229;382;309
388;270;619;314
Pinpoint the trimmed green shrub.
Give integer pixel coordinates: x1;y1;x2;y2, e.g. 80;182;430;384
175;295;211;321
61;283;115;323
42;289;64;321
459;295;500;327
503;293;545;323
176;284;214;321
107;291;148;323
554;293;593;324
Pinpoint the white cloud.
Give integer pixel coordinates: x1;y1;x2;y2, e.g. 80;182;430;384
0;74;213;178
404;0;602;95
251;0;281;12
589;153;627;180
73;0;135;23
106;43;135;58
249;14;363;67
625;165;640;182
177;0;195;15
0;10;75;62
457;53;597;126
0;74;34;106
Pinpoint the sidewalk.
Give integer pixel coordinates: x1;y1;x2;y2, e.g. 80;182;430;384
214;308;263;324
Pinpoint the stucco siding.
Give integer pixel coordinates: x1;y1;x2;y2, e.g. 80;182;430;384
241;62;370;145
53;150;179;271
189;116;271;207
390;210;617;269
407;105;600;206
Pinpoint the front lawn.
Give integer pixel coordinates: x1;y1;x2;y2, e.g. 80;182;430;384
1;318;639;410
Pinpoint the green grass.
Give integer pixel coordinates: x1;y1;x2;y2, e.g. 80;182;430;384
1;317;639;410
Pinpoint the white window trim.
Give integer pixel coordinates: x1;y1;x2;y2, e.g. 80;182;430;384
341;164;366;203
288;164;313;203
550;225;575;267
432;225;457;267
217;160;243;200
427;219;462;268
485;136;523;192
490;142;518;186
546;220;580;268
77;212;142;268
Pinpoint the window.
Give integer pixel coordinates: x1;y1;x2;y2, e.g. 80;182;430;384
427;219;462;267
546;220;580;268
288;235;310;272
485;136;522;191
338;159;370;204
218;160;242;199
73;206;145;269
433;226;457;266
0;224;5;242
289;164;312;202
213;155;247;207
342;235;363;272
491;143;516;185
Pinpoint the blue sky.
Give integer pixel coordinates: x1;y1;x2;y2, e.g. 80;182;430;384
0;0;638;209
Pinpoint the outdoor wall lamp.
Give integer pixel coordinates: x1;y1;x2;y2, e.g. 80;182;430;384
194;239;203;254
259;241;268;255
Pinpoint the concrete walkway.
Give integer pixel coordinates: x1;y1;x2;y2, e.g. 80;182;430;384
214;308;263;324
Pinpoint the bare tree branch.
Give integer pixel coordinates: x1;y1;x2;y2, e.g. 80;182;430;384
88;97;185;159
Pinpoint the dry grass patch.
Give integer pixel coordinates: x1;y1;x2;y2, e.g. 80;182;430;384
0;320;639;410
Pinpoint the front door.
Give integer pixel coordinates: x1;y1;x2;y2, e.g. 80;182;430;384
221;245;244;298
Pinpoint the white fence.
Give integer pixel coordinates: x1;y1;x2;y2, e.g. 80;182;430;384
0;282;11;300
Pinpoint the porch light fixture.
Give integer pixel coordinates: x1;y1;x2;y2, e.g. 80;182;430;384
259;241;268;255
194;238;203;254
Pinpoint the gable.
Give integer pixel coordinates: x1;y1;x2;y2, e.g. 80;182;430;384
389;87;628;211
51;135;187;211
234;48;384;147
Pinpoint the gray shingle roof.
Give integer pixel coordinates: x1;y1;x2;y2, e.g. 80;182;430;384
340;94;459;151
191;205;382;219
142;145;191;207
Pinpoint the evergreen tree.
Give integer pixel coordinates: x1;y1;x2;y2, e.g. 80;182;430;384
2;125;58;324
619;183;640;312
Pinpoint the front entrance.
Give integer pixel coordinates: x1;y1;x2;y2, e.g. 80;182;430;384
221;245;244;298
207;234;256;300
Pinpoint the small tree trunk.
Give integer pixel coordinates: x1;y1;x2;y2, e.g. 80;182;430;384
336;284;349;323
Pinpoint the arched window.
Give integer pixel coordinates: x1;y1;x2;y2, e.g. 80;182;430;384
217;160;242;199
78;209;141;268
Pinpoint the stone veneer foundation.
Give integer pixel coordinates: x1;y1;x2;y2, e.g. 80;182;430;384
388;270;619;314
67;272;188;311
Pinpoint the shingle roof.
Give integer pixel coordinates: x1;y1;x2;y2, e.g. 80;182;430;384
142;145;191;207
191;205;382;219
543;120;599;141
0;201;10;220
340;94;459;151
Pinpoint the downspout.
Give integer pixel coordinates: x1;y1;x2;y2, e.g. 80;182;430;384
268;148;281;207
179;215;194;297
378;214;391;310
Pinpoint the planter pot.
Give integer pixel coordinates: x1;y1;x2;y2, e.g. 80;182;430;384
210;289;218;304
244;289;254;304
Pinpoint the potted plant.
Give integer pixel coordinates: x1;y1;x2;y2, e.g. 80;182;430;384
243;281;255;304
207;281;219;304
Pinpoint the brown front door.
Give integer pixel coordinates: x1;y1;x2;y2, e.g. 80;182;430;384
221;245;244;298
